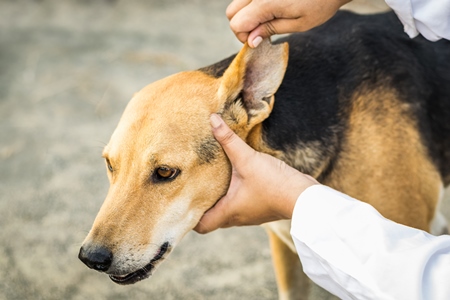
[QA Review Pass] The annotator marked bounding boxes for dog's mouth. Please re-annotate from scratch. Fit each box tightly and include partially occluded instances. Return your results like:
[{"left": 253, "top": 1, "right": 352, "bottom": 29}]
[{"left": 109, "top": 242, "right": 170, "bottom": 285}]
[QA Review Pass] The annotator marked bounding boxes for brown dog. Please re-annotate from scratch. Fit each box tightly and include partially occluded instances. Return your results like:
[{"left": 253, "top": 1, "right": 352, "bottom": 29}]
[{"left": 79, "top": 11, "right": 450, "bottom": 299}]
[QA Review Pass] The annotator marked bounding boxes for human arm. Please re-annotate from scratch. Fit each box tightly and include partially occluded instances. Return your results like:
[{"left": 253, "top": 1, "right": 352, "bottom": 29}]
[
  {"left": 385, "top": 0, "right": 450, "bottom": 41},
  {"left": 226, "top": 0, "right": 351, "bottom": 48},
  {"left": 293, "top": 185, "right": 450, "bottom": 300}
]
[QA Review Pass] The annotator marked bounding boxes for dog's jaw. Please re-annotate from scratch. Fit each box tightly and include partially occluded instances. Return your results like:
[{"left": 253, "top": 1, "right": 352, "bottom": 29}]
[{"left": 109, "top": 242, "right": 171, "bottom": 285}]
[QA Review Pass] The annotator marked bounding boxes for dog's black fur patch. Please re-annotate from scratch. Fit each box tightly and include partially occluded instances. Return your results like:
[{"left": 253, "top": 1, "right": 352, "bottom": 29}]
[
  {"left": 195, "top": 135, "right": 221, "bottom": 164},
  {"left": 199, "top": 11, "right": 450, "bottom": 183}
]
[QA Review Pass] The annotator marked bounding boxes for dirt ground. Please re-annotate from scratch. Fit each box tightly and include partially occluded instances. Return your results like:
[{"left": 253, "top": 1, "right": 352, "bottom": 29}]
[{"left": 1, "top": 1, "right": 449, "bottom": 300}]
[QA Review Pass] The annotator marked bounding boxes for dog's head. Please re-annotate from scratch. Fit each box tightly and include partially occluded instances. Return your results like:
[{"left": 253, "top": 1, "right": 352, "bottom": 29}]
[{"left": 79, "top": 39, "right": 288, "bottom": 284}]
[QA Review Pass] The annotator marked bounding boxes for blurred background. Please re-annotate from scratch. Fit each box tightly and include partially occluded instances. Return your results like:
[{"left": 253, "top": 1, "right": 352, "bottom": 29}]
[
  {"left": 1, "top": 1, "right": 448, "bottom": 300},
  {"left": 0, "top": 0, "right": 281, "bottom": 299}
]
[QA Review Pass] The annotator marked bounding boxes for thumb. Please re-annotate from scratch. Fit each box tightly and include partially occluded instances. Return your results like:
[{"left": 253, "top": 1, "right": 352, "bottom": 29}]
[
  {"left": 210, "top": 114, "right": 254, "bottom": 166},
  {"left": 246, "top": 21, "right": 278, "bottom": 47}
]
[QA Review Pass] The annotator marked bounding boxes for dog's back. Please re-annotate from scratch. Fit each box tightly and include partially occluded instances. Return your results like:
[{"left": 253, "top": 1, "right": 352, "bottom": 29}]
[{"left": 266, "top": 11, "right": 450, "bottom": 185}]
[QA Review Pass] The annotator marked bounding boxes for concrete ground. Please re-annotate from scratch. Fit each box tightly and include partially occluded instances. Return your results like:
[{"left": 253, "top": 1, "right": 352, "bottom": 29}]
[{"left": 1, "top": 1, "right": 448, "bottom": 300}]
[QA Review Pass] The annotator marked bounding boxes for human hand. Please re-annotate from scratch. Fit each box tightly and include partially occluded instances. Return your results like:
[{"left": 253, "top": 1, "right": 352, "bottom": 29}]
[
  {"left": 194, "top": 114, "right": 319, "bottom": 234},
  {"left": 226, "top": 0, "right": 351, "bottom": 47}
]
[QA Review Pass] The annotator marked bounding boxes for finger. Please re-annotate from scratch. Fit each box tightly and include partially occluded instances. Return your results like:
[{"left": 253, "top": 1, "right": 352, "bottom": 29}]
[
  {"left": 210, "top": 114, "right": 255, "bottom": 166},
  {"left": 247, "top": 18, "right": 312, "bottom": 47},
  {"left": 226, "top": 0, "right": 251, "bottom": 20},
  {"left": 229, "top": 2, "right": 274, "bottom": 41},
  {"left": 235, "top": 32, "right": 250, "bottom": 44},
  {"left": 193, "top": 213, "right": 216, "bottom": 234},
  {"left": 193, "top": 195, "right": 230, "bottom": 234}
]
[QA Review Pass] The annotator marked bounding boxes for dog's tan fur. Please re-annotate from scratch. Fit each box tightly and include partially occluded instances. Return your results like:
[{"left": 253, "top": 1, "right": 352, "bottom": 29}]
[
  {"left": 325, "top": 87, "right": 442, "bottom": 231},
  {"left": 81, "top": 36, "right": 447, "bottom": 299}
]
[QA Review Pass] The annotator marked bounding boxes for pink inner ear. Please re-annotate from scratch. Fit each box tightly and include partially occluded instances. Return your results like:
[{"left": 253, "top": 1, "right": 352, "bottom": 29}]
[
  {"left": 240, "top": 40, "right": 289, "bottom": 111},
  {"left": 218, "top": 39, "right": 288, "bottom": 113}
]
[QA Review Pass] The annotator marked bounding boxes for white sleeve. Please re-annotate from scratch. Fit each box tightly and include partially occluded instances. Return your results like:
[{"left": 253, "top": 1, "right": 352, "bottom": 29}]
[
  {"left": 290, "top": 185, "right": 450, "bottom": 300},
  {"left": 385, "top": 0, "right": 450, "bottom": 41}
]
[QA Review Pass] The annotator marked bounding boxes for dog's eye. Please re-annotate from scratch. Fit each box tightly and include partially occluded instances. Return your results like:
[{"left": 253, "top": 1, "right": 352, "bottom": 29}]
[
  {"left": 106, "top": 159, "right": 113, "bottom": 172},
  {"left": 153, "top": 166, "right": 179, "bottom": 182}
]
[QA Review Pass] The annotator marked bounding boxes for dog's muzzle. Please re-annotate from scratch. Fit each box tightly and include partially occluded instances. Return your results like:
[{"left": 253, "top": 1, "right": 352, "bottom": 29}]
[{"left": 78, "top": 242, "right": 170, "bottom": 285}]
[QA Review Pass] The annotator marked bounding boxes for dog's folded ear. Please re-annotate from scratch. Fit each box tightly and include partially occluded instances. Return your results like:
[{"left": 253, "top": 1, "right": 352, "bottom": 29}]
[{"left": 218, "top": 38, "right": 289, "bottom": 128}]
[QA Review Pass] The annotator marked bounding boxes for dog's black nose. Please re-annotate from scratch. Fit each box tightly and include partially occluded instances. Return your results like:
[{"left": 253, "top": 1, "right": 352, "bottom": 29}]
[{"left": 78, "top": 245, "right": 113, "bottom": 272}]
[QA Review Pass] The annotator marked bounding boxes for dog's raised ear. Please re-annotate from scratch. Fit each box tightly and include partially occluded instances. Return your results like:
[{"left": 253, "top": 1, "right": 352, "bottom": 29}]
[{"left": 218, "top": 39, "right": 288, "bottom": 134}]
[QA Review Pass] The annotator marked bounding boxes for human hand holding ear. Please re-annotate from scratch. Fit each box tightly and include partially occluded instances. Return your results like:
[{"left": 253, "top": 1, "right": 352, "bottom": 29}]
[
  {"left": 226, "top": 0, "right": 351, "bottom": 48},
  {"left": 194, "top": 114, "right": 319, "bottom": 234}
]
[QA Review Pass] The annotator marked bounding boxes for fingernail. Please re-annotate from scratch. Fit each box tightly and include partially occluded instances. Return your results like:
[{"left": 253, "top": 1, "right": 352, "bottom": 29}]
[
  {"left": 210, "top": 113, "right": 222, "bottom": 129},
  {"left": 252, "top": 36, "right": 263, "bottom": 48}
]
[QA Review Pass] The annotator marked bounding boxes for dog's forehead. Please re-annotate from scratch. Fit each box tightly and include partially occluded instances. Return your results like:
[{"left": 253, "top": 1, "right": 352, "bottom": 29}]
[
  {"left": 120, "top": 71, "right": 220, "bottom": 127},
  {"left": 105, "top": 71, "right": 221, "bottom": 161},
  {"left": 136, "top": 71, "right": 219, "bottom": 109}
]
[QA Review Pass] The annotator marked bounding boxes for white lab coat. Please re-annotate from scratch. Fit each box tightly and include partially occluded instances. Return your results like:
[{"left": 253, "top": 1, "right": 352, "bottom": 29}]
[
  {"left": 289, "top": 2, "right": 450, "bottom": 299},
  {"left": 291, "top": 185, "right": 450, "bottom": 300},
  {"left": 385, "top": 0, "right": 450, "bottom": 41}
]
